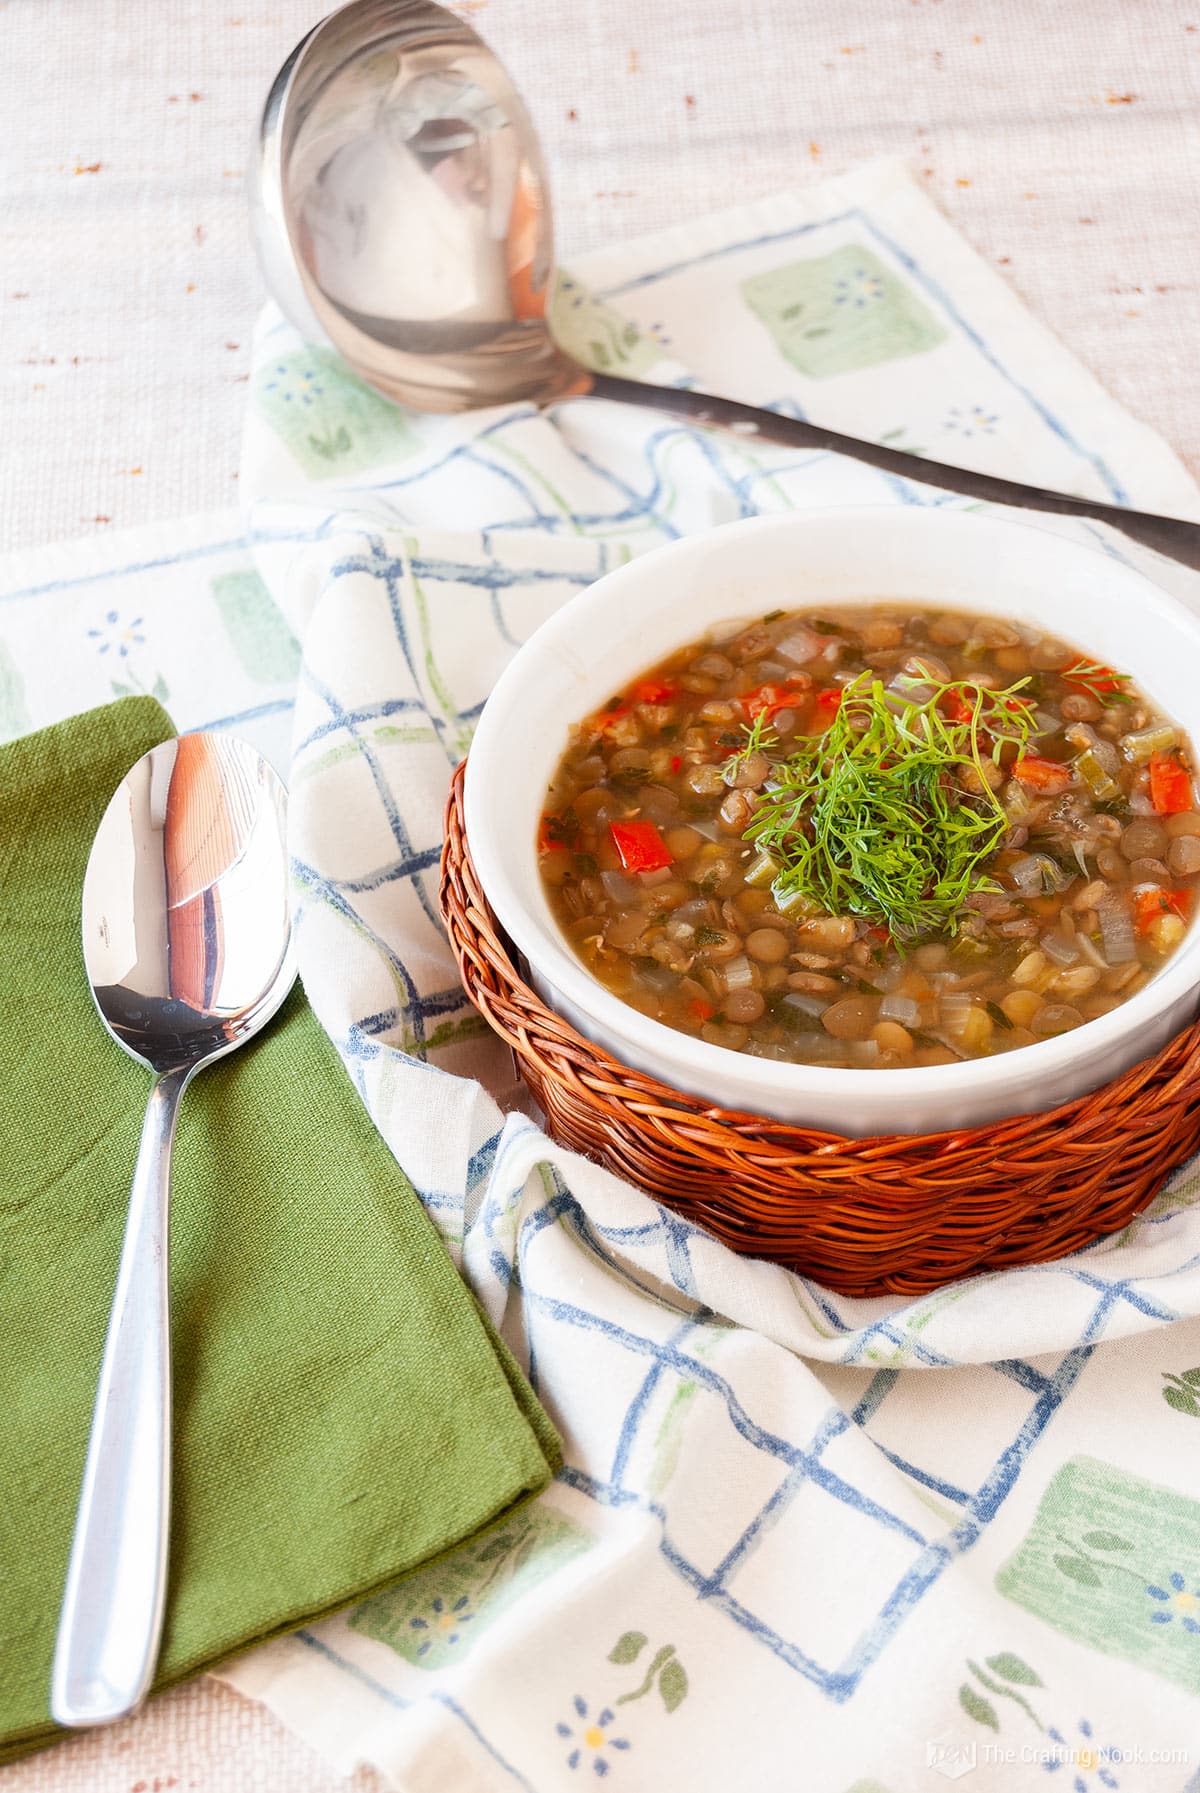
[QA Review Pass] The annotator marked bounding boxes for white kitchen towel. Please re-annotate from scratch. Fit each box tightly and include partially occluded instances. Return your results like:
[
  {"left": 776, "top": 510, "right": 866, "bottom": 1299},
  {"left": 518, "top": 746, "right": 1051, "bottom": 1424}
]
[{"left": 221, "top": 158, "right": 1200, "bottom": 1790}]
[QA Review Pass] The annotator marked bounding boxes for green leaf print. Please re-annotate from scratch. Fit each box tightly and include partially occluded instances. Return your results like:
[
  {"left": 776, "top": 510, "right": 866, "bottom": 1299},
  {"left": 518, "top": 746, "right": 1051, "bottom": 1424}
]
[
  {"left": 984, "top": 1652, "right": 1042, "bottom": 1687},
  {"left": 548, "top": 270, "right": 661, "bottom": 378},
  {"left": 958, "top": 1684, "right": 999, "bottom": 1730},
  {"left": 1162, "top": 1369, "right": 1200, "bottom": 1416},
  {"left": 210, "top": 570, "right": 301, "bottom": 686},
  {"left": 997, "top": 1455, "right": 1200, "bottom": 1695},
  {"left": 608, "top": 1631, "right": 648, "bottom": 1665},
  {"left": 658, "top": 1657, "right": 688, "bottom": 1713},
  {"left": 1082, "top": 1532, "right": 1133, "bottom": 1552},
  {"left": 1053, "top": 1554, "right": 1102, "bottom": 1587},
  {"left": 255, "top": 345, "right": 419, "bottom": 480}
]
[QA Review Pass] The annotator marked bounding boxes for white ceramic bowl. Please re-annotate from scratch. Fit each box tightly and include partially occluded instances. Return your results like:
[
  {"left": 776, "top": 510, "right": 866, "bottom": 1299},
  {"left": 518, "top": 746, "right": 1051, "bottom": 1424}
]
[{"left": 464, "top": 507, "right": 1200, "bottom": 1136}]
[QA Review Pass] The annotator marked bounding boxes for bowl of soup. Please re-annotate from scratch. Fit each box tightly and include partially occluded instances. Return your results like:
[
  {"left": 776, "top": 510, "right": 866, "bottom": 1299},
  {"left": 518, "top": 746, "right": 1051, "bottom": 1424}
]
[{"left": 463, "top": 507, "right": 1200, "bottom": 1135}]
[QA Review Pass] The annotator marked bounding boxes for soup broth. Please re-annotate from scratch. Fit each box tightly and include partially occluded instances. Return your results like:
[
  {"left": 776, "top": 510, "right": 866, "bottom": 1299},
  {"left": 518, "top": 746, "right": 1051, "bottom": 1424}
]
[{"left": 537, "top": 605, "right": 1199, "bottom": 1069}]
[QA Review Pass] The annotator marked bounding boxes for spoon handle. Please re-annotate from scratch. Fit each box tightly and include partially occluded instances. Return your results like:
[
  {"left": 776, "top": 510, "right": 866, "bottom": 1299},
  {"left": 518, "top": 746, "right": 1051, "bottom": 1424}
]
[
  {"left": 587, "top": 373, "right": 1200, "bottom": 575},
  {"left": 51, "top": 1066, "right": 188, "bottom": 1728}
]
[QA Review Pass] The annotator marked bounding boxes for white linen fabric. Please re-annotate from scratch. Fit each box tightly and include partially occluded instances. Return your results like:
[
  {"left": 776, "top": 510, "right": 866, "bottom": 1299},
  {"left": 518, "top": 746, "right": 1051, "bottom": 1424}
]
[{"left": 215, "top": 160, "right": 1200, "bottom": 1789}]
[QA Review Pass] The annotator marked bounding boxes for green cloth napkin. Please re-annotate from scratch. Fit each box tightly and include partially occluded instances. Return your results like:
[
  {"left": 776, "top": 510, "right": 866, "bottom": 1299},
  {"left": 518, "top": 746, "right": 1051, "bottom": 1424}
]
[{"left": 0, "top": 697, "right": 559, "bottom": 1761}]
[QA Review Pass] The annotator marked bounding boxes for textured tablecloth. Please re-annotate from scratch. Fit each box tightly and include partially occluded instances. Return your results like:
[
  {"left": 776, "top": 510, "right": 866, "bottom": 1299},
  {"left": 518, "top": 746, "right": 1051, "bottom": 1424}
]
[{"left": 3, "top": 4, "right": 1199, "bottom": 1791}]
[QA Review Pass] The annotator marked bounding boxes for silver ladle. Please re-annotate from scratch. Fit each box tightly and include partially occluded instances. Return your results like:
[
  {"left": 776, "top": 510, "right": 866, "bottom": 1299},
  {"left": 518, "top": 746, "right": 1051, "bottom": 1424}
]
[
  {"left": 250, "top": 0, "right": 1200, "bottom": 573},
  {"left": 52, "top": 734, "right": 295, "bottom": 1727}
]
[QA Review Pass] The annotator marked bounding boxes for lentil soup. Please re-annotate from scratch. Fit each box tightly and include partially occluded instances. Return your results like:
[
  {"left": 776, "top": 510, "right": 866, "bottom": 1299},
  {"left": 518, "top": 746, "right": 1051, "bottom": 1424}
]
[{"left": 537, "top": 605, "right": 1200, "bottom": 1069}]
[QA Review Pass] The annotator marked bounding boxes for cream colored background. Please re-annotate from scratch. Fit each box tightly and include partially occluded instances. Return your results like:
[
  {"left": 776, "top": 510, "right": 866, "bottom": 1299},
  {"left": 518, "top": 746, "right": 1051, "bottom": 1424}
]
[{"left": 3, "top": 1, "right": 1198, "bottom": 1788}]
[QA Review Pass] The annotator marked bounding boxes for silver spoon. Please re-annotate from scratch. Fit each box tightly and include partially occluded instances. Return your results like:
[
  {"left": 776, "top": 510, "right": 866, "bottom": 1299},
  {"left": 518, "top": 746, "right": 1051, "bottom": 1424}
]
[
  {"left": 52, "top": 733, "right": 295, "bottom": 1728},
  {"left": 249, "top": 0, "right": 1200, "bottom": 573}
]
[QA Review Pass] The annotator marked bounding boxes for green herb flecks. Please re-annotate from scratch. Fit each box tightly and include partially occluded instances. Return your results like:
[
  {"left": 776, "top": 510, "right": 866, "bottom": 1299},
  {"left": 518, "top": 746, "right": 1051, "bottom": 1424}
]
[
  {"left": 732, "top": 673, "right": 1036, "bottom": 940},
  {"left": 1062, "top": 659, "right": 1133, "bottom": 706}
]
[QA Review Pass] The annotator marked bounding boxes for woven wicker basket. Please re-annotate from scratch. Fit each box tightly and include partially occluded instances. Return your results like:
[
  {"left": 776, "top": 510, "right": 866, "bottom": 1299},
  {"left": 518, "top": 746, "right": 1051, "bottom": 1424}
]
[{"left": 439, "top": 763, "right": 1200, "bottom": 1295}]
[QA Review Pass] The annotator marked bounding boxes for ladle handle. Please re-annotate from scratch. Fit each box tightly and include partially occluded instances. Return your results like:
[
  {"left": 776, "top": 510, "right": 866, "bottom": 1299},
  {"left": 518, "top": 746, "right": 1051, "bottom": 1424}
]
[
  {"left": 51, "top": 1066, "right": 187, "bottom": 1728},
  {"left": 587, "top": 372, "right": 1200, "bottom": 575}
]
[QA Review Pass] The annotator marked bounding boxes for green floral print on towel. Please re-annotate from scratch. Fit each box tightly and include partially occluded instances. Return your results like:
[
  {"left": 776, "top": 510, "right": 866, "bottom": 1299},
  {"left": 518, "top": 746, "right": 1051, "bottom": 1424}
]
[
  {"left": 741, "top": 244, "right": 946, "bottom": 378},
  {"left": 348, "top": 1504, "right": 591, "bottom": 1670},
  {"left": 995, "top": 1455, "right": 1200, "bottom": 1694},
  {"left": 256, "top": 347, "right": 419, "bottom": 479}
]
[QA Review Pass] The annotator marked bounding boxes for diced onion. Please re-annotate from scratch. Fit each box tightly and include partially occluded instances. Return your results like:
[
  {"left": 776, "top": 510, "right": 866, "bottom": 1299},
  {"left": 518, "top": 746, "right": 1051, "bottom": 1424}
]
[
  {"left": 1074, "top": 931, "right": 1109, "bottom": 969},
  {"left": 601, "top": 870, "right": 639, "bottom": 902},
  {"left": 940, "top": 993, "right": 977, "bottom": 1039},
  {"left": 776, "top": 628, "right": 823, "bottom": 666},
  {"left": 879, "top": 993, "right": 921, "bottom": 1026},
  {"left": 722, "top": 955, "right": 755, "bottom": 991},
  {"left": 1041, "top": 932, "right": 1080, "bottom": 966},
  {"left": 781, "top": 992, "right": 828, "bottom": 1020},
  {"left": 1010, "top": 853, "right": 1074, "bottom": 896},
  {"left": 1004, "top": 780, "right": 1035, "bottom": 822},
  {"left": 1098, "top": 892, "right": 1136, "bottom": 965},
  {"left": 1009, "top": 854, "right": 1048, "bottom": 894}
]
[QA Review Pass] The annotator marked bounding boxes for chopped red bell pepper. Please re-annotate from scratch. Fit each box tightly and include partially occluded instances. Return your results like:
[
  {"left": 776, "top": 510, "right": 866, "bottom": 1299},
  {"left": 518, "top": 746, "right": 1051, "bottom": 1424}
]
[
  {"left": 635, "top": 679, "right": 676, "bottom": 705},
  {"left": 812, "top": 687, "right": 843, "bottom": 729},
  {"left": 609, "top": 818, "right": 673, "bottom": 873},
  {"left": 737, "top": 674, "right": 810, "bottom": 725},
  {"left": 687, "top": 997, "right": 715, "bottom": 1022},
  {"left": 739, "top": 683, "right": 792, "bottom": 723},
  {"left": 670, "top": 754, "right": 683, "bottom": 774},
  {"left": 1012, "top": 755, "right": 1072, "bottom": 793},
  {"left": 940, "top": 690, "right": 975, "bottom": 724},
  {"left": 1134, "top": 887, "right": 1193, "bottom": 933},
  {"left": 1149, "top": 752, "right": 1194, "bottom": 815}
]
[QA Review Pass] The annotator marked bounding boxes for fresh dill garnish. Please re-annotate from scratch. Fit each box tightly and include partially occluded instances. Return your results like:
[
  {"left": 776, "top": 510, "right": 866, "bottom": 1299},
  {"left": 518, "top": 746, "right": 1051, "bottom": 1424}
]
[
  {"left": 733, "top": 672, "right": 1037, "bottom": 940},
  {"left": 1062, "top": 659, "right": 1133, "bottom": 706},
  {"left": 722, "top": 710, "right": 779, "bottom": 773}
]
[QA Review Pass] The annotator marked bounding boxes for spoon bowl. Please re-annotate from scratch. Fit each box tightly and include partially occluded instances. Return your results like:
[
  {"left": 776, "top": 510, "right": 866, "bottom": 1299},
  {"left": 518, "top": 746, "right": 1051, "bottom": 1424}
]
[
  {"left": 251, "top": 0, "right": 582, "bottom": 410},
  {"left": 52, "top": 734, "right": 294, "bottom": 1728}
]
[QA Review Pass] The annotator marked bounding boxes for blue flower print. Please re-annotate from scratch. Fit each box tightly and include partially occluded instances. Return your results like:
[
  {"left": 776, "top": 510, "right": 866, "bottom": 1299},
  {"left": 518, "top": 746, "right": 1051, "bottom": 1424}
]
[
  {"left": 407, "top": 1594, "right": 473, "bottom": 1656},
  {"left": 555, "top": 1696, "right": 632, "bottom": 1776},
  {"left": 833, "top": 266, "right": 885, "bottom": 308},
  {"left": 1146, "top": 1569, "right": 1200, "bottom": 1631},
  {"left": 262, "top": 361, "right": 326, "bottom": 407},
  {"left": 87, "top": 609, "right": 145, "bottom": 659},
  {"left": 1043, "top": 1718, "right": 1119, "bottom": 1792},
  {"left": 944, "top": 404, "right": 999, "bottom": 437}
]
